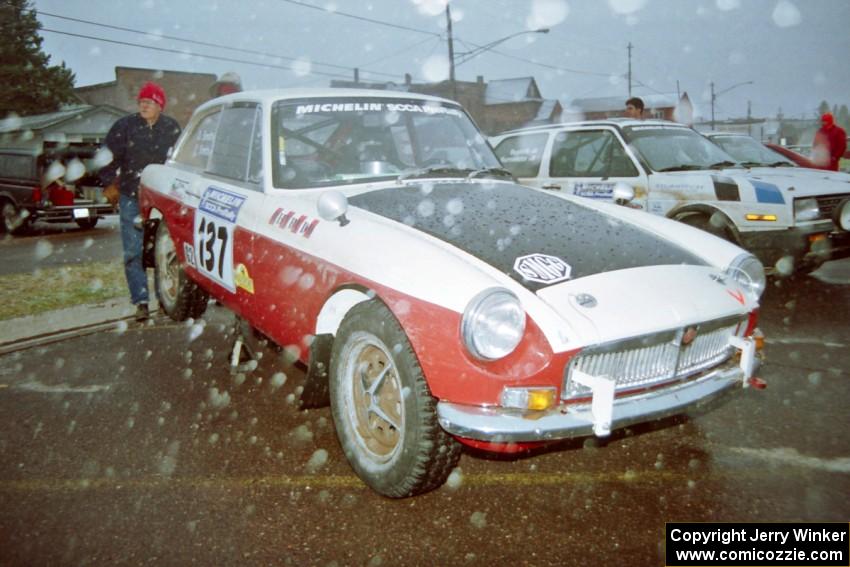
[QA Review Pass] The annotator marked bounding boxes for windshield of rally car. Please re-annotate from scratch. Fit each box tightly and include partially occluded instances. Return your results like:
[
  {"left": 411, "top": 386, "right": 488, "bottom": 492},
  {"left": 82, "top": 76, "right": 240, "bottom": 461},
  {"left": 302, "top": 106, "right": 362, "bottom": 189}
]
[
  {"left": 709, "top": 135, "right": 796, "bottom": 167},
  {"left": 623, "top": 125, "right": 742, "bottom": 172},
  {"left": 271, "top": 98, "right": 502, "bottom": 189}
]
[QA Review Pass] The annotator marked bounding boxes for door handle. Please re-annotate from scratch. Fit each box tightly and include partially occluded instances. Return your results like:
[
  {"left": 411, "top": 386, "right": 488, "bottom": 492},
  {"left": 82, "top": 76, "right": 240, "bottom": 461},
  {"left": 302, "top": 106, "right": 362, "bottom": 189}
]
[{"left": 541, "top": 183, "right": 561, "bottom": 190}]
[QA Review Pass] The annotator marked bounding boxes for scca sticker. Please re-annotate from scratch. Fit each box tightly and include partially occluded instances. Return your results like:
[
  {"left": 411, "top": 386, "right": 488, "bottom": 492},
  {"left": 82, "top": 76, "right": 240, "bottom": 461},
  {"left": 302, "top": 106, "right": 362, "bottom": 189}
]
[
  {"left": 514, "top": 254, "right": 572, "bottom": 284},
  {"left": 183, "top": 242, "right": 196, "bottom": 268}
]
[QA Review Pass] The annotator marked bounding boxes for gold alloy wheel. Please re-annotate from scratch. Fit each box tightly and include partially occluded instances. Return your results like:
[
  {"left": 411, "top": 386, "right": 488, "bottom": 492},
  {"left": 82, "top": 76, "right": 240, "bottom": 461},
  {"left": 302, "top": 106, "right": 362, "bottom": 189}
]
[{"left": 349, "top": 341, "right": 404, "bottom": 460}]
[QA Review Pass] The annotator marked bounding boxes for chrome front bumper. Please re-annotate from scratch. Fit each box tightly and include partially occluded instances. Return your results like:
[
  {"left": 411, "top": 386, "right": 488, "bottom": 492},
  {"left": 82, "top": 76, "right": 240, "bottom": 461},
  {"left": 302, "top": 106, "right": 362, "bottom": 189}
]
[{"left": 437, "top": 339, "right": 758, "bottom": 443}]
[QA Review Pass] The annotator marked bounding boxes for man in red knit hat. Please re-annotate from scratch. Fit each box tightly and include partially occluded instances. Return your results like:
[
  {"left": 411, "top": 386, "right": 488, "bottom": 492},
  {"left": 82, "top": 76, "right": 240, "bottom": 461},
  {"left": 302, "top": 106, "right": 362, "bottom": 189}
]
[
  {"left": 812, "top": 112, "right": 847, "bottom": 171},
  {"left": 99, "top": 81, "right": 181, "bottom": 321}
]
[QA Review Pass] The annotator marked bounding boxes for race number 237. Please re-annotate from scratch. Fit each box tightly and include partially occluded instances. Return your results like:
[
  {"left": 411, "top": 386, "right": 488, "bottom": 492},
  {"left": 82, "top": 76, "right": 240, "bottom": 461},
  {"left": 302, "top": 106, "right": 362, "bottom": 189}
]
[{"left": 193, "top": 212, "right": 235, "bottom": 291}]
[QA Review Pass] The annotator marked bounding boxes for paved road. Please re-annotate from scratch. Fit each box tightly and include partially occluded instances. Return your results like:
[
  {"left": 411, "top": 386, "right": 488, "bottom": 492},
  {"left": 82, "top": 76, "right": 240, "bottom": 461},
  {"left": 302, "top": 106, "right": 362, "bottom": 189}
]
[
  {"left": 0, "top": 215, "right": 122, "bottom": 276},
  {"left": 0, "top": 266, "right": 848, "bottom": 565}
]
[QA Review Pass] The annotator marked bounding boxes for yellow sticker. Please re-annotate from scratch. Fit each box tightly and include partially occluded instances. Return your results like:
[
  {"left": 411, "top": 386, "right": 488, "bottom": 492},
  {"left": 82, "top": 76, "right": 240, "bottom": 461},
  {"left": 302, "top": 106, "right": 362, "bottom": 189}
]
[{"left": 234, "top": 263, "right": 255, "bottom": 294}]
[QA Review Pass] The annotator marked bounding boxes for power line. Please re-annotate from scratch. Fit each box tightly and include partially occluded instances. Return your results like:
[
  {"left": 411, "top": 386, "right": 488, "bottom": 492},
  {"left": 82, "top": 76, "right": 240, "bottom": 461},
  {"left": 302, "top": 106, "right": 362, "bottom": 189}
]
[
  {"left": 41, "top": 28, "right": 353, "bottom": 79},
  {"left": 452, "top": 36, "right": 614, "bottom": 78},
  {"left": 277, "top": 0, "right": 442, "bottom": 37},
  {"left": 35, "top": 9, "right": 403, "bottom": 80}
]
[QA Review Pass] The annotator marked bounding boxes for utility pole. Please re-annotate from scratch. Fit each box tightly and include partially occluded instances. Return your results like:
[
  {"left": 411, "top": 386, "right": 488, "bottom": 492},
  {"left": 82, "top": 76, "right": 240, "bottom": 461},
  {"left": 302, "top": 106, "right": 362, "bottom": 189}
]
[
  {"left": 446, "top": 5, "right": 456, "bottom": 100},
  {"left": 627, "top": 42, "right": 633, "bottom": 97},
  {"left": 710, "top": 81, "right": 715, "bottom": 130},
  {"left": 747, "top": 100, "right": 752, "bottom": 136}
]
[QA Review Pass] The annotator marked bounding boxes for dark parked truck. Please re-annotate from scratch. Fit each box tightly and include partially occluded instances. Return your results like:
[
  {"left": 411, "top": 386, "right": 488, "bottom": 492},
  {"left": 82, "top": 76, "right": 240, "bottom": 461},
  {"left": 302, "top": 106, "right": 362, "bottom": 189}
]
[{"left": 0, "top": 142, "right": 115, "bottom": 234}]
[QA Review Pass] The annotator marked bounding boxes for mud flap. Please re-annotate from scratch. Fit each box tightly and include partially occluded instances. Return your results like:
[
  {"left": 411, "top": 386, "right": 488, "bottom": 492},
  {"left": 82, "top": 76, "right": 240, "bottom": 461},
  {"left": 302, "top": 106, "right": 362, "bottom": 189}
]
[
  {"left": 728, "top": 336, "right": 757, "bottom": 387},
  {"left": 229, "top": 317, "right": 265, "bottom": 374},
  {"left": 142, "top": 219, "right": 160, "bottom": 269},
  {"left": 299, "top": 333, "right": 333, "bottom": 409},
  {"left": 571, "top": 369, "right": 615, "bottom": 437}
]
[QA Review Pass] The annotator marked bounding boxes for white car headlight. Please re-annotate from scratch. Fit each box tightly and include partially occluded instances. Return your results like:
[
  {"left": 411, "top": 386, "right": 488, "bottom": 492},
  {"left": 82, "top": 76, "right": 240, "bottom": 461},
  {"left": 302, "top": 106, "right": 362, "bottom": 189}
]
[
  {"left": 726, "top": 253, "right": 766, "bottom": 301},
  {"left": 794, "top": 197, "right": 820, "bottom": 222},
  {"left": 461, "top": 288, "right": 526, "bottom": 360}
]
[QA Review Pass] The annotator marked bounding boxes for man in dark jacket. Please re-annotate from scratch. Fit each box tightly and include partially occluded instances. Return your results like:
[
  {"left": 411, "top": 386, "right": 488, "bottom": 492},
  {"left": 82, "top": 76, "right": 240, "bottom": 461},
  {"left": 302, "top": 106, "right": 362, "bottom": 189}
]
[
  {"left": 100, "top": 82, "right": 181, "bottom": 321},
  {"left": 813, "top": 112, "right": 847, "bottom": 172}
]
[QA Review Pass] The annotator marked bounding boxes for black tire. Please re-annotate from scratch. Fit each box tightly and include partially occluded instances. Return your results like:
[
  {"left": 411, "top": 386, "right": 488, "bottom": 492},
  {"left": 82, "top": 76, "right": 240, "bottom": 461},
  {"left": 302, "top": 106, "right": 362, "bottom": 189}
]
[
  {"left": 75, "top": 217, "right": 98, "bottom": 230},
  {"left": 329, "top": 300, "right": 461, "bottom": 498},
  {"left": 1, "top": 201, "right": 31, "bottom": 235},
  {"left": 678, "top": 212, "right": 735, "bottom": 242},
  {"left": 154, "top": 221, "right": 208, "bottom": 321}
]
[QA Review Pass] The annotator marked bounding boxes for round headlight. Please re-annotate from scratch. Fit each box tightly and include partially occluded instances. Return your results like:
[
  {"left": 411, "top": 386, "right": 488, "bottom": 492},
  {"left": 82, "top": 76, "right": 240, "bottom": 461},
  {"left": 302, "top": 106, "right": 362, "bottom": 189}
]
[
  {"left": 833, "top": 198, "right": 850, "bottom": 232},
  {"left": 726, "top": 253, "right": 766, "bottom": 300},
  {"left": 461, "top": 288, "right": 526, "bottom": 360},
  {"left": 794, "top": 197, "right": 820, "bottom": 222}
]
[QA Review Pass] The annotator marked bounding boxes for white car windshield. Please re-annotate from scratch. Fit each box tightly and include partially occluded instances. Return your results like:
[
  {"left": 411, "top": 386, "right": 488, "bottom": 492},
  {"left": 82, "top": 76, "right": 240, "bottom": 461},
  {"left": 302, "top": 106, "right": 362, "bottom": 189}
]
[
  {"left": 709, "top": 135, "right": 797, "bottom": 167},
  {"left": 623, "top": 125, "right": 740, "bottom": 172},
  {"left": 272, "top": 97, "right": 505, "bottom": 188}
]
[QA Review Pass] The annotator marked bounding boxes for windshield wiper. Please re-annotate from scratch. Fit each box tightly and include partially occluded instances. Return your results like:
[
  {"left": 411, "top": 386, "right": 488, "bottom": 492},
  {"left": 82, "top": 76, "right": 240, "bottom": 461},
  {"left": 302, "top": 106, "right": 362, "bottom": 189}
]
[
  {"left": 398, "top": 166, "right": 473, "bottom": 181},
  {"left": 739, "top": 161, "right": 766, "bottom": 168},
  {"left": 657, "top": 164, "right": 705, "bottom": 172},
  {"left": 768, "top": 161, "right": 795, "bottom": 167},
  {"left": 708, "top": 160, "right": 739, "bottom": 169},
  {"left": 466, "top": 166, "right": 514, "bottom": 180}
]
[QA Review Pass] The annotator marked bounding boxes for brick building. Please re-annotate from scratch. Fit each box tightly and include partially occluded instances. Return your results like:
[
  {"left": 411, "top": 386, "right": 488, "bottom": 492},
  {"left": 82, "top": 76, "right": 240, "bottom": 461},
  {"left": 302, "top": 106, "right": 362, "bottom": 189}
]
[
  {"left": 569, "top": 92, "right": 691, "bottom": 122},
  {"left": 74, "top": 66, "right": 220, "bottom": 127}
]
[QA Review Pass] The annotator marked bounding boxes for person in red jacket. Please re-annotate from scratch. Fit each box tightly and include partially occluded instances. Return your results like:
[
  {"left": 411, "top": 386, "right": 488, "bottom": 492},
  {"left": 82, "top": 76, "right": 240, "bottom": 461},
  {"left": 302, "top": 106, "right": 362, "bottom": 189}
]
[{"left": 812, "top": 112, "right": 847, "bottom": 171}]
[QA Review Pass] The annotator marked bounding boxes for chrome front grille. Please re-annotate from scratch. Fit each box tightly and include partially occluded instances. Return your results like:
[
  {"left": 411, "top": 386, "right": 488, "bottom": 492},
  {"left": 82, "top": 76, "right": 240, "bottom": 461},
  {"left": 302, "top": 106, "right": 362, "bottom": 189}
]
[{"left": 563, "top": 316, "right": 744, "bottom": 400}]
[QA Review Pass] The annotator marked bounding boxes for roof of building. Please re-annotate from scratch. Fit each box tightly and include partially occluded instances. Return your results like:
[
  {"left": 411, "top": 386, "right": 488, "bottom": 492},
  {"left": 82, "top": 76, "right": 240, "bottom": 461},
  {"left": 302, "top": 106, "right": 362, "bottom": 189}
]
[
  {"left": 570, "top": 93, "right": 680, "bottom": 113},
  {"left": 485, "top": 77, "right": 541, "bottom": 105}
]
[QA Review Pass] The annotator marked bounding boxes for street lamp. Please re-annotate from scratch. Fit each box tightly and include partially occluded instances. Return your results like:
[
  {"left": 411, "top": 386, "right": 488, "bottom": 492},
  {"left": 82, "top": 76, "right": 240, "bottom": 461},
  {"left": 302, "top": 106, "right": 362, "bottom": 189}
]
[
  {"left": 711, "top": 80, "right": 754, "bottom": 129},
  {"left": 454, "top": 28, "right": 550, "bottom": 67}
]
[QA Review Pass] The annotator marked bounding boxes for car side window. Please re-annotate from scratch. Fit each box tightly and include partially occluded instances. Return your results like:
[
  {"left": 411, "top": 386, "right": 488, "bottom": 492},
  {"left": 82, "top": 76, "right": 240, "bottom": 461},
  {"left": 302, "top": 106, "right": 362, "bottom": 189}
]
[
  {"left": 550, "top": 130, "right": 638, "bottom": 178},
  {"left": 174, "top": 110, "right": 221, "bottom": 170},
  {"left": 0, "top": 153, "right": 36, "bottom": 181},
  {"left": 494, "top": 134, "right": 547, "bottom": 177},
  {"left": 208, "top": 104, "right": 260, "bottom": 183},
  {"left": 246, "top": 107, "right": 263, "bottom": 185}
]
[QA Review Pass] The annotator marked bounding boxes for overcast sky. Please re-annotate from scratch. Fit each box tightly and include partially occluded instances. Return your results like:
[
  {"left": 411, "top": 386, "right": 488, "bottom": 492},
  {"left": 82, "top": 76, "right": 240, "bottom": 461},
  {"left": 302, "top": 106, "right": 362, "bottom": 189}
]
[{"left": 31, "top": 0, "right": 850, "bottom": 121}]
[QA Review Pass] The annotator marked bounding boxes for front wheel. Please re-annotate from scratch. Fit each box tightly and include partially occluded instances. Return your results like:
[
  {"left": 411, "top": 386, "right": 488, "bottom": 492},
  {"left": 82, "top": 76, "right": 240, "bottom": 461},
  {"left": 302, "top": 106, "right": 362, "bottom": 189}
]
[
  {"left": 329, "top": 300, "right": 461, "bottom": 498},
  {"left": 154, "top": 221, "right": 208, "bottom": 321},
  {"left": 678, "top": 212, "right": 736, "bottom": 243},
  {"left": 1, "top": 201, "right": 31, "bottom": 235},
  {"left": 75, "top": 217, "right": 98, "bottom": 230}
]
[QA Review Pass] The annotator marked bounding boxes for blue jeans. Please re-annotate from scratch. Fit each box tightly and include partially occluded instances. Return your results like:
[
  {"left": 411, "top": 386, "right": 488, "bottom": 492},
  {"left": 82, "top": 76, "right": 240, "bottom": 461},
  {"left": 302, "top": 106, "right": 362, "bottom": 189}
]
[{"left": 119, "top": 194, "right": 148, "bottom": 305}]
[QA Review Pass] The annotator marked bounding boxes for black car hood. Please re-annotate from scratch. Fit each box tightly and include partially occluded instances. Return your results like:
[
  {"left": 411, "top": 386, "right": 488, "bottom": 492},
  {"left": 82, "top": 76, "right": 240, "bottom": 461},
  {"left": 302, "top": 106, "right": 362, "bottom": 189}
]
[{"left": 349, "top": 181, "right": 707, "bottom": 292}]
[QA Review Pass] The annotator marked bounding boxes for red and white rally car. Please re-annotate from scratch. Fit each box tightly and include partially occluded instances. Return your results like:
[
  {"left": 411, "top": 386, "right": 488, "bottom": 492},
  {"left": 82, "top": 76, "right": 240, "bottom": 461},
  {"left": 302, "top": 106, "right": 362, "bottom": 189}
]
[{"left": 139, "top": 89, "right": 765, "bottom": 497}]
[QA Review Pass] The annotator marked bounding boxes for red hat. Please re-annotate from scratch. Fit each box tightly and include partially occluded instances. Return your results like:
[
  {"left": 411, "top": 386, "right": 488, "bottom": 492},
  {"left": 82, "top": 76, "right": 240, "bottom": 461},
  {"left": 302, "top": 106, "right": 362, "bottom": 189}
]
[
  {"left": 138, "top": 82, "right": 166, "bottom": 110},
  {"left": 821, "top": 112, "right": 834, "bottom": 125}
]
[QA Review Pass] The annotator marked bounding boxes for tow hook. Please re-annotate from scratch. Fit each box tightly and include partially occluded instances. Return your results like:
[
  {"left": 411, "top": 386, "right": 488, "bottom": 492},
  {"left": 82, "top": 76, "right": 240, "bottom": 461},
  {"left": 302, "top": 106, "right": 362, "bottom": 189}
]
[{"left": 747, "top": 377, "right": 767, "bottom": 390}]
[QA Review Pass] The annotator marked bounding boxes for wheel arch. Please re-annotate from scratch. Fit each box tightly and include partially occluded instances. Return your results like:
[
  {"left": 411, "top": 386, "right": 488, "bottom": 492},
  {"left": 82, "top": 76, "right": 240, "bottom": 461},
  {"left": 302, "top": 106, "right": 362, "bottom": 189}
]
[
  {"left": 668, "top": 203, "right": 742, "bottom": 244},
  {"left": 315, "top": 284, "right": 377, "bottom": 338}
]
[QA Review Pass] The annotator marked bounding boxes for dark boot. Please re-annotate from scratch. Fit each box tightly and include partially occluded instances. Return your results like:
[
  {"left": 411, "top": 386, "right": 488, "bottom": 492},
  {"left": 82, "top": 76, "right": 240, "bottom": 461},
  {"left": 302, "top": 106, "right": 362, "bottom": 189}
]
[{"left": 135, "top": 303, "right": 149, "bottom": 322}]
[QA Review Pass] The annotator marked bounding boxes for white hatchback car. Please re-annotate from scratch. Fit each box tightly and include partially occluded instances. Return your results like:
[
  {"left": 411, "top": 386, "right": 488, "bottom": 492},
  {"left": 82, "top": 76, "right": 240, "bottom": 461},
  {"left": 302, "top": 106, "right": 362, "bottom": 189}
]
[
  {"left": 491, "top": 120, "right": 850, "bottom": 274},
  {"left": 138, "top": 91, "right": 765, "bottom": 497}
]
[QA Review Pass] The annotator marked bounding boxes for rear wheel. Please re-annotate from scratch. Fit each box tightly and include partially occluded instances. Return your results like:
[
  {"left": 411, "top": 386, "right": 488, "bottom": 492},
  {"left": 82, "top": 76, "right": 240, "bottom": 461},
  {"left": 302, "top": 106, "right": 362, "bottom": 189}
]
[
  {"left": 75, "top": 217, "right": 98, "bottom": 230},
  {"left": 154, "top": 221, "right": 208, "bottom": 321},
  {"left": 329, "top": 300, "right": 461, "bottom": 498}
]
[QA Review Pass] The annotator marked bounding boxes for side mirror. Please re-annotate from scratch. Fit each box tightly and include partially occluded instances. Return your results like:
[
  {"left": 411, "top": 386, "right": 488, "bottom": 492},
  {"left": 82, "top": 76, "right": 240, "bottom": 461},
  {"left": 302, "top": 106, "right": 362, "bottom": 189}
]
[
  {"left": 317, "top": 191, "right": 350, "bottom": 227},
  {"left": 613, "top": 182, "right": 635, "bottom": 206}
]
